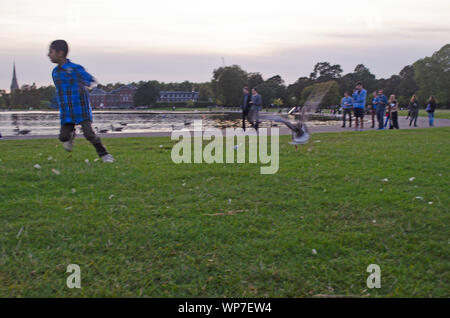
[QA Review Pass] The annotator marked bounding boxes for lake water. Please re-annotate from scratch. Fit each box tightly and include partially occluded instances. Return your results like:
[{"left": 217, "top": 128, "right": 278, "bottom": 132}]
[{"left": 0, "top": 110, "right": 340, "bottom": 136}]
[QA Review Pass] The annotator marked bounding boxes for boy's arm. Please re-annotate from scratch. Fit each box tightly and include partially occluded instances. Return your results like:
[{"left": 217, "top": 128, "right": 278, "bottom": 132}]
[
  {"left": 49, "top": 94, "right": 59, "bottom": 109},
  {"left": 75, "top": 65, "right": 96, "bottom": 88},
  {"left": 361, "top": 90, "right": 367, "bottom": 103}
]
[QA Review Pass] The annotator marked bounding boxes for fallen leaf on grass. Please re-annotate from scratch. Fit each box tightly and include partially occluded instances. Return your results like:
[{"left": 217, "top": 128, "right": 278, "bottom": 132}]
[
  {"left": 204, "top": 209, "right": 249, "bottom": 216},
  {"left": 382, "top": 178, "right": 389, "bottom": 182},
  {"left": 312, "top": 249, "right": 318, "bottom": 255},
  {"left": 33, "top": 164, "right": 41, "bottom": 169},
  {"left": 16, "top": 226, "right": 24, "bottom": 239},
  {"left": 52, "top": 168, "right": 60, "bottom": 175},
  {"left": 409, "top": 177, "right": 415, "bottom": 181}
]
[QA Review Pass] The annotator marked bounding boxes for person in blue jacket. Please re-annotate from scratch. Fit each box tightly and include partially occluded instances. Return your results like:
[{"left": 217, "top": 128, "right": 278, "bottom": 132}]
[
  {"left": 341, "top": 92, "right": 353, "bottom": 128},
  {"left": 352, "top": 82, "right": 367, "bottom": 131},
  {"left": 374, "top": 89, "right": 388, "bottom": 130}
]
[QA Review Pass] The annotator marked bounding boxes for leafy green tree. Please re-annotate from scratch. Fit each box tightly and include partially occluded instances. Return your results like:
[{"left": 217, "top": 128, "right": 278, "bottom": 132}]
[
  {"left": 338, "top": 64, "right": 376, "bottom": 96},
  {"left": 413, "top": 44, "right": 450, "bottom": 107},
  {"left": 272, "top": 98, "right": 283, "bottom": 107},
  {"left": 396, "top": 65, "right": 418, "bottom": 100},
  {"left": 197, "top": 83, "right": 214, "bottom": 102},
  {"left": 310, "top": 62, "right": 343, "bottom": 82},
  {"left": 134, "top": 80, "right": 161, "bottom": 106},
  {"left": 212, "top": 65, "right": 248, "bottom": 106},
  {"left": 254, "top": 75, "right": 288, "bottom": 106},
  {"left": 247, "top": 72, "right": 264, "bottom": 89}
]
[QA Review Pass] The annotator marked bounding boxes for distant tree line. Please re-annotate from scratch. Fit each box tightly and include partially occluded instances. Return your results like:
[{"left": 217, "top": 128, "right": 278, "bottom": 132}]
[{"left": 1, "top": 44, "right": 448, "bottom": 109}]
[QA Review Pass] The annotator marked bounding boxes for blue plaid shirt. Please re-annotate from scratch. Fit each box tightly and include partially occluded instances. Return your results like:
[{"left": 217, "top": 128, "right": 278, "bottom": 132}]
[{"left": 52, "top": 59, "right": 95, "bottom": 124}]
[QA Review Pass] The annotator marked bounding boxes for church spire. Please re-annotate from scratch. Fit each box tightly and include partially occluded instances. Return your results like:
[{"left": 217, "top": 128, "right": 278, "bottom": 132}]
[{"left": 10, "top": 62, "right": 19, "bottom": 92}]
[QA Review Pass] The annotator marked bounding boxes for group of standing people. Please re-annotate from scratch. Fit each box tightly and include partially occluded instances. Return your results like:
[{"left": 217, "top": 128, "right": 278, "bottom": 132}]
[
  {"left": 341, "top": 82, "right": 438, "bottom": 130},
  {"left": 341, "top": 82, "right": 368, "bottom": 131}
]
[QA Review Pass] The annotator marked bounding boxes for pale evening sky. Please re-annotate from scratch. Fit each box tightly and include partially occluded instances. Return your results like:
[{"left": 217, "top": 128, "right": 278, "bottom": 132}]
[{"left": 1, "top": 0, "right": 449, "bottom": 90}]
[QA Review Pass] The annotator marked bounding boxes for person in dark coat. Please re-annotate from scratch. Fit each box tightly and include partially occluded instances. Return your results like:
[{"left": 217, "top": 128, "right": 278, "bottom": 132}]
[
  {"left": 241, "top": 86, "right": 252, "bottom": 131},
  {"left": 425, "top": 96, "right": 437, "bottom": 127},
  {"left": 249, "top": 88, "right": 262, "bottom": 130},
  {"left": 408, "top": 95, "right": 419, "bottom": 127}
]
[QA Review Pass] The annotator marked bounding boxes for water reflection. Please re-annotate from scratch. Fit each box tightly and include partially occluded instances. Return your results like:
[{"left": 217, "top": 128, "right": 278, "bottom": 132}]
[{"left": 0, "top": 111, "right": 340, "bottom": 136}]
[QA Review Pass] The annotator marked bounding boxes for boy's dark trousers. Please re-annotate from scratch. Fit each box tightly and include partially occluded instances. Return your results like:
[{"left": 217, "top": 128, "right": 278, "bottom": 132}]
[
  {"left": 342, "top": 109, "right": 352, "bottom": 127},
  {"left": 409, "top": 110, "right": 418, "bottom": 126},
  {"left": 242, "top": 106, "right": 249, "bottom": 131},
  {"left": 389, "top": 111, "right": 399, "bottom": 129},
  {"left": 59, "top": 120, "right": 108, "bottom": 157},
  {"left": 376, "top": 106, "right": 385, "bottom": 129},
  {"left": 371, "top": 109, "right": 376, "bottom": 127}
]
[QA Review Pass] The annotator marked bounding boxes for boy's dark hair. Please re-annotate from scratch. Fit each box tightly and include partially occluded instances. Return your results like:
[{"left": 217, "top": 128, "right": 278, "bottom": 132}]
[
  {"left": 356, "top": 82, "right": 362, "bottom": 86},
  {"left": 243, "top": 86, "right": 249, "bottom": 90},
  {"left": 50, "top": 40, "right": 69, "bottom": 57}
]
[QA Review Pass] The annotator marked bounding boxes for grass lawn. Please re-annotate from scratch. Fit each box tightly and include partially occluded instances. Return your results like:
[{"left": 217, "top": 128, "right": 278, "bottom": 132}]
[
  {"left": 398, "top": 109, "right": 450, "bottom": 120},
  {"left": 0, "top": 127, "right": 448, "bottom": 297}
]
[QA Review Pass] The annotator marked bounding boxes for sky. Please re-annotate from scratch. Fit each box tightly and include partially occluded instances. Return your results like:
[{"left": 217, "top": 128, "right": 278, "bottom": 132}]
[{"left": 1, "top": 0, "right": 449, "bottom": 90}]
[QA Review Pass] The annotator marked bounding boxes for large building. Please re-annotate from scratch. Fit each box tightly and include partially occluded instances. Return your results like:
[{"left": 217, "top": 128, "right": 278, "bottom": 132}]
[
  {"left": 10, "top": 63, "right": 19, "bottom": 92},
  {"left": 159, "top": 91, "right": 199, "bottom": 102},
  {"left": 90, "top": 87, "right": 108, "bottom": 108},
  {"left": 90, "top": 84, "right": 136, "bottom": 108}
]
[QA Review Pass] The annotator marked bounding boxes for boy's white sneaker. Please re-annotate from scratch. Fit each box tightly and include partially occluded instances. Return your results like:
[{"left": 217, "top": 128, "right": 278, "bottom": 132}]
[
  {"left": 63, "top": 141, "right": 73, "bottom": 151},
  {"left": 101, "top": 154, "right": 115, "bottom": 163},
  {"left": 63, "top": 131, "right": 75, "bottom": 152}
]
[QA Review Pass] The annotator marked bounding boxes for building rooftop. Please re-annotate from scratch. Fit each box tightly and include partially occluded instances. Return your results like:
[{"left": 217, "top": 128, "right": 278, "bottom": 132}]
[
  {"left": 90, "top": 88, "right": 107, "bottom": 95},
  {"left": 160, "top": 91, "right": 198, "bottom": 94}
]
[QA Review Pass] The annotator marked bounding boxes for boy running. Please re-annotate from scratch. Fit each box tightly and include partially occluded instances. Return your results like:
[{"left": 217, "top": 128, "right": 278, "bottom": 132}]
[{"left": 48, "top": 40, "right": 114, "bottom": 162}]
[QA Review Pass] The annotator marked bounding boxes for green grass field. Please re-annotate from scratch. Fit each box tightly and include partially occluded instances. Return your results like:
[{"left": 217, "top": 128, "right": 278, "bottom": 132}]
[
  {"left": 0, "top": 128, "right": 449, "bottom": 297},
  {"left": 397, "top": 109, "right": 450, "bottom": 120}
]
